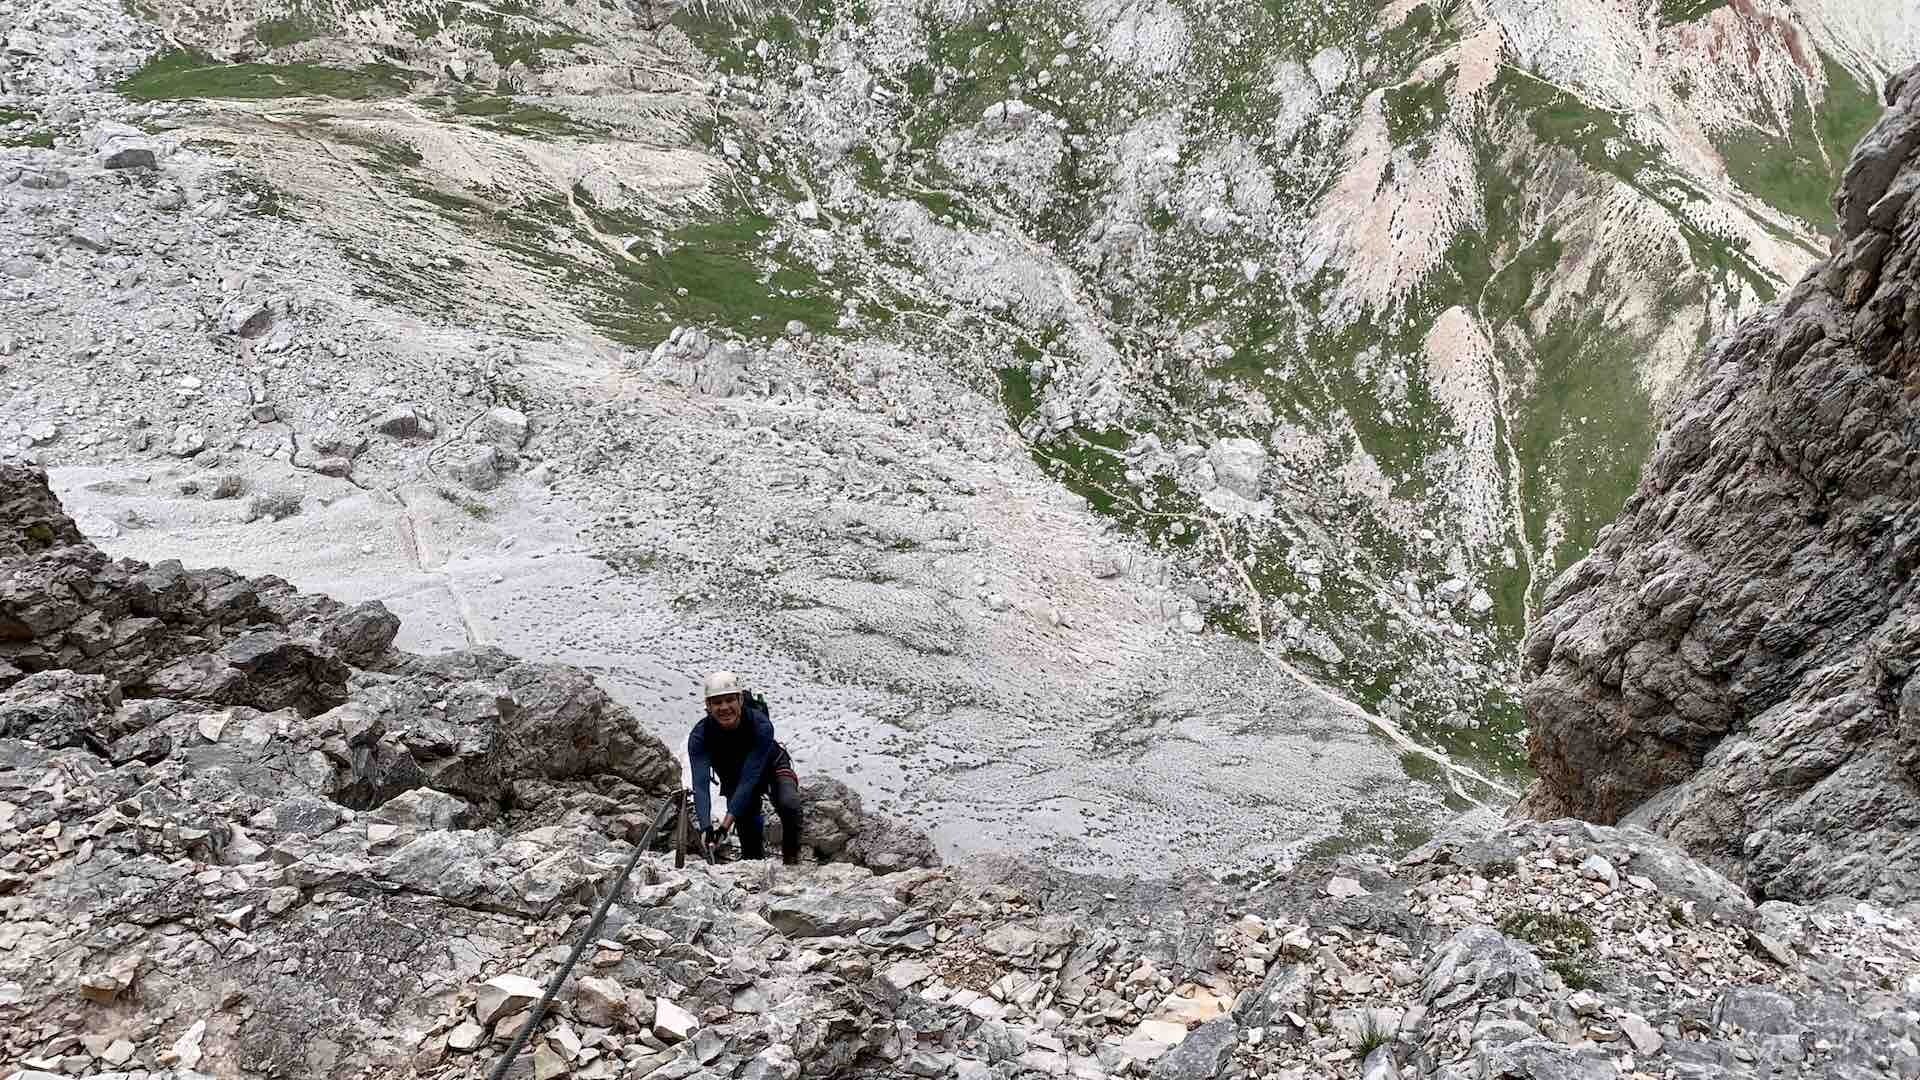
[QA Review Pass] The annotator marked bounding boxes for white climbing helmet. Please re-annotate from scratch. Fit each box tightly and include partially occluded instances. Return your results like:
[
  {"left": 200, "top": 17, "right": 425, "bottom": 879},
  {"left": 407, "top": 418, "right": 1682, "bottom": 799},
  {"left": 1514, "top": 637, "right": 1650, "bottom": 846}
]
[{"left": 703, "top": 670, "right": 744, "bottom": 700}]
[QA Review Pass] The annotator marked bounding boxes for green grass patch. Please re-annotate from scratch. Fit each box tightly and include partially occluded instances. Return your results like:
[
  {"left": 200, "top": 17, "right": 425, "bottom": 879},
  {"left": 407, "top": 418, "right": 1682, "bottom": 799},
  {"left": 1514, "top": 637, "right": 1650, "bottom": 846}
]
[
  {"left": 1508, "top": 302, "right": 1659, "bottom": 583},
  {"left": 400, "top": 0, "right": 594, "bottom": 69},
  {"left": 454, "top": 95, "right": 514, "bottom": 116},
  {"left": 1, "top": 131, "right": 53, "bottom": 148},
  {"left": 1305, "top": 801, "right": 1441, "bottom": 862},
  {"left": 254, "top": 15, "right": 321, "bottom": 48},
  {"left": 120, "top": 50, "right": 412, "bottom": 101},
  {"left": 331, "top": 127, "right": 425, "bottom": 172},
  {"left": 1355, "top": 1012, "right": 1395, "bottom": 1056},
  {"left": 997, "top": 365, "right": 1039, "bottom": 426},
  {"left": 1717, "top": 56, "right": 1882, "bottom": 233},
  {"left": 1499, "top": 910, "right": 1596, "bottom": 949},
  {"left": 228, "top": 172, "right": 292, "bottom": 218},
  {"left": 1384, "top": 72, "right": 1452, "bottom": 148},
  {"left": 1500, "top": 909, "right": 1601, "bottom": 988},
  {"left": 607, "top": 212, "right": 843, "bottom": 342},
  {"left": 397, "top": 177, "right": 491, "bottom": 216},
  {"left": 448, "top": 95, "right": 598, "bottom": 138},
  {"left": 1549, "top": 956, "right": 1598, "bottom": 990},
  {"left": 493, "top": 31, "right": 592, "bottom": 70},
  {"left": 1400, "top": 750, "right": 1444, "bottom": 784},
  {"left": 1658, "top": 0, "right": 1729, "bottom": 24},
  {"left": 1027, "top": 430, "right": 1134, "bottom": 518}
]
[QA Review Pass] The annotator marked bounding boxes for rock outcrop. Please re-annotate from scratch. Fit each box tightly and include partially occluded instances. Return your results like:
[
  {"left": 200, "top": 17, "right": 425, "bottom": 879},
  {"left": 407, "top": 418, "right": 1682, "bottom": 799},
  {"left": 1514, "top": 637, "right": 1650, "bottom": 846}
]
[
  {"left": 1516, "top": 65, "right": 1920, "bottom": 903},
  {"left": 0, "top": 463, "right": 680, "bottom": 804},
  {"left": 10, "top": 730, "right": 1920, "bottom": 1080}
]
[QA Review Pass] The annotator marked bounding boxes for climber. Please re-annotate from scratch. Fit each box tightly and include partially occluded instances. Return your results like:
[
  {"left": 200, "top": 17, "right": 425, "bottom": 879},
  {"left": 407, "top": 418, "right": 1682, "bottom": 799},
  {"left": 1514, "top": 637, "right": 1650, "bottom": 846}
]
[{"left": 687, "top": 670, "right": 803, "bottom": 865}]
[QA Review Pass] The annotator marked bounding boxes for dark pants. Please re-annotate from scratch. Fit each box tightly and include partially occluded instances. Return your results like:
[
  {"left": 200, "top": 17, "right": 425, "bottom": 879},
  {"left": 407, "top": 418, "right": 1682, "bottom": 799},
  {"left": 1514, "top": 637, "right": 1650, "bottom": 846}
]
[{"left": 730, "top": 765, "right": 802, "bottom": 862}]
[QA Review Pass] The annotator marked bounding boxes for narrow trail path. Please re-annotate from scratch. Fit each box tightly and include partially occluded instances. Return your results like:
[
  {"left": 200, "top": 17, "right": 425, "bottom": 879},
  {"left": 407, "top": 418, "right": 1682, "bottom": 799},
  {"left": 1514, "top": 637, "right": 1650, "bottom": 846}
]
[{"left": 393, "top": 487, "right": 484, "bottom": 649}]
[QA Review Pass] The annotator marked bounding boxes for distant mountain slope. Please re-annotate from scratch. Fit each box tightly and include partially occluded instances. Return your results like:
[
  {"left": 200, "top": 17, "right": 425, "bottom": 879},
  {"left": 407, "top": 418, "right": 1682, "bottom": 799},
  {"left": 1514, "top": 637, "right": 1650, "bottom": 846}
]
[{"left": 59, "top": 0, "right": 1918, "bottom": 783}]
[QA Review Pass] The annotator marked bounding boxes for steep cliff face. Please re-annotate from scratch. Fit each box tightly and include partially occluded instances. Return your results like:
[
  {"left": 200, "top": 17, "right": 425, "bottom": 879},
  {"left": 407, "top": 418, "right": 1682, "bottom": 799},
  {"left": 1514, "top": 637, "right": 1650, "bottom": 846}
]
[{"left": 1518, "top": 64, "right": 1920, "bottom": 904}]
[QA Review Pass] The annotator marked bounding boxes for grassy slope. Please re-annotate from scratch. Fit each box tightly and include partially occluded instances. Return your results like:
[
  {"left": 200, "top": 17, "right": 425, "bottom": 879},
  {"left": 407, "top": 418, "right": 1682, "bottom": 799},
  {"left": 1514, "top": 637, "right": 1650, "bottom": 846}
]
[{"left": 1716, "top": 55, "right": 1884, "bottom": 232}]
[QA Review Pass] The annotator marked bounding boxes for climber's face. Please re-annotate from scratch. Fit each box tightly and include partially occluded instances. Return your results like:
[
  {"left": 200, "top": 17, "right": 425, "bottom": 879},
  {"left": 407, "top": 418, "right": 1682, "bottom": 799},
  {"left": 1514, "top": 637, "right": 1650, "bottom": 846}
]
[{"left": 707, "top": 693, "right": 744, "bottom": 729}]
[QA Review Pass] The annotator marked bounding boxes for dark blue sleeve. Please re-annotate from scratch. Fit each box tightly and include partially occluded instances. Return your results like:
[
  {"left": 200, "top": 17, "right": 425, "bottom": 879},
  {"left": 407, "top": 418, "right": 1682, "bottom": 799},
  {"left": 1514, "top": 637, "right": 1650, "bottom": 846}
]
[
  {"left": 726, "top": 709, "right": 777, "bottom": 822},
  {"left": 688, "top": 723, "right": 713, "bottom": 830}
]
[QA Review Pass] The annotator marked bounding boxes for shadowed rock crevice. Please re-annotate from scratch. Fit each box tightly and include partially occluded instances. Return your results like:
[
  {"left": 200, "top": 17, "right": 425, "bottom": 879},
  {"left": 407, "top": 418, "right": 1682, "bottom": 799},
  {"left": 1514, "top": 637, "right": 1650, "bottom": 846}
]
[{"left": 1516, "top": 64, "right": 1920, "bottom": 904}]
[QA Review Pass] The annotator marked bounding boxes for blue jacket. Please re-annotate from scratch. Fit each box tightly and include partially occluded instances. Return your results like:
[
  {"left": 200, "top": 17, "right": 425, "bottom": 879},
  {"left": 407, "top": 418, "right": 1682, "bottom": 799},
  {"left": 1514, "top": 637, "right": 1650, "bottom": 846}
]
[{"left": 687, "top": 693, "right": 778, "bottom": 830}]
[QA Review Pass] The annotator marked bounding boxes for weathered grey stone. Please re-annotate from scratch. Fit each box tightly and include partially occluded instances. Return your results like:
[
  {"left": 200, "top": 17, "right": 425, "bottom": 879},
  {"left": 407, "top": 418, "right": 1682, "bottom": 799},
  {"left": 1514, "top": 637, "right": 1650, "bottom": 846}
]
[
  {"left": 370, "top": 789, "right": 475, "bottom": 830},
  {"left": 1234, "top": 962, "right": 1311, "bottom": 1028},
  {"left": 1361, "top": 1044, "right": 1401, "bottom": 1080},
  {"left": 68, "top": 226, "right": 112, "bottom": 253},
  {"left": 138, "top": 632, "right": 350, "bottom": 717},
  {"left": 0, "top": 671, "right": 121, "bottom": 747},
  {"left": 778, "top": 775, "right": 941, "bottom": 870},
  {"left": 969, "top": 1019, "right": 1026, "bottom": 1062},
  {"left": 1713, "top": 987, "right": 1800, "bottom": 1036},
  {"left": 443, "top": 442, "right": 499, "bottom": 491},
  {"left": 1, "top": 463, "right": 88, "bottom": 559},
  {"left": 653, "top": 998, "right": 698, "bottom": 1043},
  {"left": 1421, "top": 928, "right": 1544, "bottom": 1011},
  {"left": 375, "top": 404, "right": 435, "bottom": 439},
  {"left": 475, "top": 974, "right": 544, "bottom": 1026},
  {"left": 76, "top": 952, "right": 141, "bottom": 1003},
  {"left": 374, "top": 830, "right": 502, "bottom": 906},
  {"left": 766, "top": 892, "right": 905, "bottom": 937},
  {"left": 1206, "top": 437, "right": 1265, "bottom": 500},
  {"left": 482, "top": 406, "right": 530, "bottom": 448},
  {"left": 1474, "top": 1037, "right": 1621, "bottom": 1080},
  {"left": 1149, "top": 1016, "right": 1236, "bottom": 1080},
  {"left": 168, "top": 425, "right": 206, "bottom": 457},
  {"left": 1618, "top": 1012, "right": 1662, "bottom": 1056},
  {"left": 1419, "top": 818, "right": 1755, "bottom": 923},
  {"left": 573, "top": 976, "right": 629, "bottom": 1028},
  {"left": 102, "top": 146, "right": 157, "bottom": 170}
]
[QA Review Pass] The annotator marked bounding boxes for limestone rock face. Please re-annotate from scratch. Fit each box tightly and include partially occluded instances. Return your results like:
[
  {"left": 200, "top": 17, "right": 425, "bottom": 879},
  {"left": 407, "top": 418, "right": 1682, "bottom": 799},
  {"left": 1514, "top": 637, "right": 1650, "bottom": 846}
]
[
  {"left": 0, "top": 462, "right": 87, "bottom": 558},
  {"left": 1515, "top": 64, "right": 1920, "bottom": 903}
]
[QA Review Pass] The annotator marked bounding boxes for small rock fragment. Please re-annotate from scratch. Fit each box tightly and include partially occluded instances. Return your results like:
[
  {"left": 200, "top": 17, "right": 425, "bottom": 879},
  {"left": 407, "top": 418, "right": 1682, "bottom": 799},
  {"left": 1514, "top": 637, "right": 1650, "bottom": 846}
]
[
  {"left": 1579, "top": 854, "right": 1619, "bottom": 888},
  {"left": 76, "top": 953, "right": 141, "bottom": 1002},
  {"left": 1326, "top": 876, "right": 1369, "bottom": 898},
  {"left": 1619, "top": 1012, "right": 1663, "bottom": 1056},
  {"left": 376, "top": 403, "right": 434, "bottom": 439},
  {"left": 171, "top": 1019, "right": 207, "bottom": 1070},
  {"left": 103, "top": 146, "right": 158, "bottom": 170},
  {"left": 573, "top": 976, "right": 629, "bottom": 1028},
  {"left": 475, "top": 974, "right": 544, "bottom": 1026},
  {"left": 653, "top": 998, "right": 698, "bottom": 1043},
  {"left": 483, "top": 406, "right": 530, "bottom": 448},
  {"left": 444, "top": 442, "right": 499, "bottom": 491}
]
